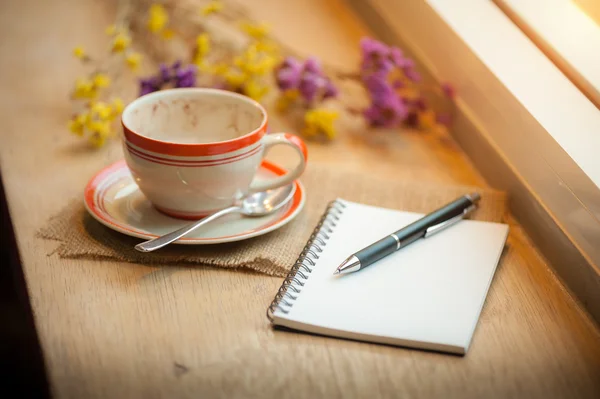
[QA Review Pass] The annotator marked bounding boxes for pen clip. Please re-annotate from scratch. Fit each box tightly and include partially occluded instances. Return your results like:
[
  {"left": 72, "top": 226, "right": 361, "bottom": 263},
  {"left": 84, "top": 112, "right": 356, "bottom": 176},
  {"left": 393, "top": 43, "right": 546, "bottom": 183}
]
[{"left": 424, "top": 204, "right": 477, "bottom": 238}]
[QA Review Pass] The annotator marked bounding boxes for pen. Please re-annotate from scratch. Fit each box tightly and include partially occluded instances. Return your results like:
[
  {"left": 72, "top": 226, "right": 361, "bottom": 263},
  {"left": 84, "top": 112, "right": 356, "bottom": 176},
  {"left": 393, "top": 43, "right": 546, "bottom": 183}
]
[{"left": 333, "top": 193, "right": 481, "bottom": 275}]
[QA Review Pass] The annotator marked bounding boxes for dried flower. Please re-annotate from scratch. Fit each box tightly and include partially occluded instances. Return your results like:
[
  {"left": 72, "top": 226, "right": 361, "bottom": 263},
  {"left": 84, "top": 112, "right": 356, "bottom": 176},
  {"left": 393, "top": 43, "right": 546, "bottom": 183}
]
[
  {"left": 147, "top": 4, "right": 169, "bottom": 33},
  {"left": 67, "top": 0, "right": 454, "bottom": 149},
  {"left": 418, "top": 109, "right": 437, "bottom": 129},
  {"left": 125, "top": 52, "right": 142, "bottom": 71},
  {"left": 89, "top": 129, "right": 108, "bottom": 147},
  {"left": 202, "top": 1, "right": 223, "bottom": 16},
  {"left": 68, "top": 113, "right": 88, "bottom": 136},
  {"left": 360, "top": 37, "right": 395, "bottom": 75},
  {"left": 105, "top": 25, "right": 117, "bottom": 35},
  {"left": 139, "top": 61, "right": 197, "bottom": 96},
  {"left": 73, "top": 78, "right": 97, "bottom": 99},
  {"left": 363, "top": 74, "right": 408, "bottom": 127},
  {"left": 193, "top": 33, "right": 211, "bottom": 65},
  {"left": 68, "top": 96, "right": 122, "bottom": 147},
  {"left": 146, "top": 4, "right": 174, "bottom": 39},
  {"left": 241, "top": 22, "right": 270, "bottom": 40},
  {"left": 111, "top": 32, "right": 131, "bottom": 53},
  {"left": 111, "top": 98, "right": 125, "bottom": 114},
  {"left": 244, "top": 80, "right": 269, "bottom": 101},
  {"left": 93, "top": 73, "right": 111, "bottom": 88},
  {"left": 72, "top": 46, "right": 86, "bottom": 60},
  {"left": 90, "top": 102, "right": 113, "bottom": 120},
  {"left": 275, "top": 89, "right": 300, "bottom": 112},
  {"left": 441, "top": 83, "right": 456, "bottom": 99},
  {"left": 275, "top": 56, "right": 337, "bottom": 104},
  {"left": 214, "top": 40, "right": 279, "bottom": 101},
  {"left": 275, "top": 57, "right": 302, "bottom": 90},
  {"left": 358, "top": 37, "right": 435, "bottom": 128},
  {"left": 303, "top": 109, "right": 339, "bottom": 139},
  {"left": 175, "top": 65, "right": 197, "bottom": 88}
]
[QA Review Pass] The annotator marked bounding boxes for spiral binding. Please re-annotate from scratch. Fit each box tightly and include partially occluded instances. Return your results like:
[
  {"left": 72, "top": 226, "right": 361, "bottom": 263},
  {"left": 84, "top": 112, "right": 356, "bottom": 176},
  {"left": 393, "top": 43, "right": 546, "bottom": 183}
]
[{"left": 267, "top": 199, "right": 347, "bottom": 321}]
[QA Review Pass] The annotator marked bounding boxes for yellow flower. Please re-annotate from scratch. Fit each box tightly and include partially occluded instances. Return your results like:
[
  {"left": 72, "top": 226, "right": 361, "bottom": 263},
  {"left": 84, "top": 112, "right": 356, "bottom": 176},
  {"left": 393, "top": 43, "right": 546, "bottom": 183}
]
[
  {"left": 303, "top": 109, "right": 339, "bottom": 139},
  {"left": 111, "top": 97, "right": 125, "bottom": 114},
  {"left": 92, "top": 73, "right": 111, "bottom": 88},
  {"left": 68, "top": 120, "right": 84, "bottom": 136},
  {"left": 147, "top": 4, "right": 169, "bottom": 33},
  {"left": 241, "top": 22, "right": 270, "bottom": 40},
  {"left": 72, "top": 46, "right": 86, "bottom": 59},
  {"left": 89, "top": 131, "right": 108, "bottom": 147},
  {"left": 105, "top": 25, "right": 117, "bottom": 35},
  {"left": 275, "top": 89, "right": 300, "bottom": 112},
  {"left": 90, "top": 102, "right": 113, "bottom": 120},
  {"left": 201, "top": 1, "right": 223, "bottom": 16},
  {"left": 86, "top": 120, "right": 111, "bottom": 136},
  {"left": 161, "top": 29, "right": 175, "bottom": 40},
  {"left": 417, "top": 109, "right": 436, "bottom": 129},
  {"left": 244, "top": 80, "right": 269, "bottom": 101},
  {"left": 111, "top": 32, "right": 131, "bottom": 53},
  {"left": 224, "top": 70, "right": 247, "bottom": 88},
  {"left": 234, "top": 44, "right": 278, "bottom": 76},
  {"left": 125, "top": 52, "right": 142, "bottom": 70},
  {"left": 73, "top": 78, "right": 97, "bottom": 99},
  {"left": 396, "top": 86, "right": 420, "bottom": 101},
  {"left": 210, "top": 63, "right": 229, "bottom": 76},
  {"left": 254, "top": 40, "right": 280, "bottom": 55},
  {"left": 252, "top": 56, "right": 278, "bottom": 75},
  {"left": 195, "top": 33, "right": 211, "bottom": 61},
  {"left": 68, "top": 113, "right": 88, "bottom": 136}
]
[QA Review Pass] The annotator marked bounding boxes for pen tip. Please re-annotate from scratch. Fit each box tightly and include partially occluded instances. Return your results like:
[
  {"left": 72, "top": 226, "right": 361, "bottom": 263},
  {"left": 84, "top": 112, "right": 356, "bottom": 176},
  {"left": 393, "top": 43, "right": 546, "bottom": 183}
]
[{"left": 333, "top": 269, "right": 340, "bottom": 275}]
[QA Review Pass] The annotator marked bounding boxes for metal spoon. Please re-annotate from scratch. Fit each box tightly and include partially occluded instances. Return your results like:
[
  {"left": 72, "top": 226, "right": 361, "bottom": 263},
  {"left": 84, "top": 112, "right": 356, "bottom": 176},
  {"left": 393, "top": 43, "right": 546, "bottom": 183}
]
[{"left": 134, "top": 184, "right": 296, "bottom": 252}]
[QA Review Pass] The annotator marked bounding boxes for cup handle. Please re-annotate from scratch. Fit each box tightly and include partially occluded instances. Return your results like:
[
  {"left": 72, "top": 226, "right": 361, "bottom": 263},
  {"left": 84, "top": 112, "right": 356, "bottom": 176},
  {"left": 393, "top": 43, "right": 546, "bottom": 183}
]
[{"left": 248, "top": 133, "right": 307, "bottom": 193}]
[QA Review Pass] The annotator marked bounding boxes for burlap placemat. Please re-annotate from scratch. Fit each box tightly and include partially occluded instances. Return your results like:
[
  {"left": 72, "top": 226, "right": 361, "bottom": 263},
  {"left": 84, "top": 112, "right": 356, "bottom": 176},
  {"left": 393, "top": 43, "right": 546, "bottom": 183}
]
[{"left": 38, "top": 163, "right": 508, "bottom": 277}]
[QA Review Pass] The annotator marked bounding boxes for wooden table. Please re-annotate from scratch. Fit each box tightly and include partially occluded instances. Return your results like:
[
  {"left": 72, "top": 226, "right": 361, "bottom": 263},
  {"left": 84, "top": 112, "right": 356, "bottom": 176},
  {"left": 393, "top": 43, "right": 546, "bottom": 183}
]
[{"left": 1, "top": 0, "right": 599, "bottom": 397}]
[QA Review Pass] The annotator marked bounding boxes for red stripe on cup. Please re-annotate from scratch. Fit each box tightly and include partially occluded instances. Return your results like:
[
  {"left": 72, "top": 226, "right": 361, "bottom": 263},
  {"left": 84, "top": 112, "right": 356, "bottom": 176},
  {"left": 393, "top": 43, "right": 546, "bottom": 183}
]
[{"left": 126, "top": 143, "right": 262, "bottom": 167}]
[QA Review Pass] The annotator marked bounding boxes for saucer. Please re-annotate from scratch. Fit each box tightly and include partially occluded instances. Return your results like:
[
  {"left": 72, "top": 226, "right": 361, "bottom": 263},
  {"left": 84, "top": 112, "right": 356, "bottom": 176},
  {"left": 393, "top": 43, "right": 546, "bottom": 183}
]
[{"left": 84, "top": 160, "right": 305, "bottom": 244}]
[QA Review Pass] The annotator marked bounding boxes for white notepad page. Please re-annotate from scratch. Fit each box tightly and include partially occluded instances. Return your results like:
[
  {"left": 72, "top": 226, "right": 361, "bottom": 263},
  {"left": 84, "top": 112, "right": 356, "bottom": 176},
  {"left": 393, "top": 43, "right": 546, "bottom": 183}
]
[{"left": 272, "top": 199, "right": 509, "bottom": 354}]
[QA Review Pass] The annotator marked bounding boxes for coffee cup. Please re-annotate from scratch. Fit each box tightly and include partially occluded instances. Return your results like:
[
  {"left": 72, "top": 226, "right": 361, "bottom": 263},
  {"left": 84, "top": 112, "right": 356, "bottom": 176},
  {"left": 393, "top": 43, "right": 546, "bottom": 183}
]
[{"left": 121, "top": 88, "right": 307, "bottom": 219}]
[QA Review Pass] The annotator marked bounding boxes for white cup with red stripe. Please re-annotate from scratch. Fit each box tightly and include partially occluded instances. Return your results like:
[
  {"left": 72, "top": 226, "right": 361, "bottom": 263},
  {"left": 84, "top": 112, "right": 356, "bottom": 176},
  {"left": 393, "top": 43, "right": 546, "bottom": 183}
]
[{"left": 121, "top": 88, "right": 307, "bottom": 219}]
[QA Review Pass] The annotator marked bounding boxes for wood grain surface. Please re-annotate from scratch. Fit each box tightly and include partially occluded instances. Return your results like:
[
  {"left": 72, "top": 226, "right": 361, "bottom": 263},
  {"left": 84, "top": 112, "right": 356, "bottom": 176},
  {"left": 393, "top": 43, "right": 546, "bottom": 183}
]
[{"left": 0, "top": 0, "right": 599, "bottom": 398}]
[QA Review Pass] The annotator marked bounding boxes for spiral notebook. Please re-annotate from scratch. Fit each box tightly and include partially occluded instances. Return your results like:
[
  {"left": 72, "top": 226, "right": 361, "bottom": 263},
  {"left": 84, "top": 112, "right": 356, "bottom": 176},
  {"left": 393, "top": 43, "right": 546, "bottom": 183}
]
[{"left": 267, "top": 199, "right": 509, "bottom": 355}]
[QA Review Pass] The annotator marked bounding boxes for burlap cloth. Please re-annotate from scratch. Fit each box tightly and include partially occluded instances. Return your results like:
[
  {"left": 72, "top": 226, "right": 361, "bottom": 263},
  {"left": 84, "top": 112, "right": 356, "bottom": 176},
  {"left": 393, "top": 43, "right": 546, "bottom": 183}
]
[{"left": 38, "top": 163, "right": 508, "bottom": 277}]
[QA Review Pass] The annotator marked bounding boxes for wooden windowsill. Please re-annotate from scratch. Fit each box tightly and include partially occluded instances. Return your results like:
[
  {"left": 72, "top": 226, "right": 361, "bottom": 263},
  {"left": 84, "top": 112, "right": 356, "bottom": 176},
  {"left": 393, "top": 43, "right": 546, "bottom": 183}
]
[{"left": 0, "top": 0, "right": 599, "bottom": 397}]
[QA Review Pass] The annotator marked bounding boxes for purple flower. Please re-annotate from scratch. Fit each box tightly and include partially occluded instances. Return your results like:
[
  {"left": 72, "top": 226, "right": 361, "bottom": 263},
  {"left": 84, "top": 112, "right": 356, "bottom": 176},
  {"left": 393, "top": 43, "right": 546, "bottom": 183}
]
[
  {"left": 303, "top": 57, "right": 323, "bottom": 75},
  {"left": 360, "top": 37, "right": 390, "bottom": 65},
  {"left": 298, "top": 74, "right": 320, "bottom": 103},
  {"left": 364, "top": 74, "right": 394, "bottom": 98},
  {"left": 159, "top": 64, "right": 171, "bottom": 81},
  {"left": 275, "top": 57, "right": 303, "bottom": 90},
  {"left": 441, "top": 83, "right": 456, "bottom": 99},
  {"left": 138, "top": 61, "right": 197, "bottom": 96},
  {"left": 175, "top": 65, "right": 197, "bottom": 88},
  {"left": 360, "top": 37, "right": 422, "bottom": 85},
  {"left": 274, "top": 56, "right": 338, "bottom": 103},
  {"left": 139, "top": 77, "right": 161, "bottom": 96},
  {"left": 364, "top": 97, "right": 408, "bottom": 127},
  {"left": 360, "top": 37, "right": 407, "bottom": 75},
  {"left": 389, "top": 48, "right": 404, "bottom": 66},
  {"left": 323, "top": 80, "right": 338, "bottom": 99},
  {"left": 363, "top": 74, "right": 408, "bottom": 127},
  {"left": 403, "top": 68, "right": 421, "bottom": 82}
]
